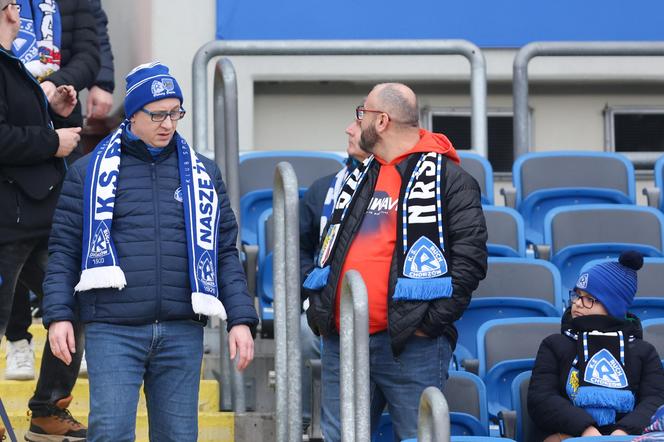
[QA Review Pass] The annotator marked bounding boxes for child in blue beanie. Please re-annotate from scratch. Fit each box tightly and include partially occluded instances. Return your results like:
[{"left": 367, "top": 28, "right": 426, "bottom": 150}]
[{"left": 528, "top": 251, "right": 664, "bottom": 440}]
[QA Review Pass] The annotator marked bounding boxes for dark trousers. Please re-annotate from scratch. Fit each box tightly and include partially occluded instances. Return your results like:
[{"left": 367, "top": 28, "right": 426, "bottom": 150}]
[{"left": 0, "top": 238, "right": 84, "bottom": 416}]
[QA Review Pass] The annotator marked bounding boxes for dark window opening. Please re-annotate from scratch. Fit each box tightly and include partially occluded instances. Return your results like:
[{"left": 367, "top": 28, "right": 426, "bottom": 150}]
[
  {"left": 614, "top": 113, "right": 664, "bottom": 152},
  {"left": 431, "top": 115, "right": 514, "bottom": 172}
]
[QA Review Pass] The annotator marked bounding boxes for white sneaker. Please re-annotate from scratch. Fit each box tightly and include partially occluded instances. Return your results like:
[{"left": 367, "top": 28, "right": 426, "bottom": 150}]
[
  {"left": 5, "top": 338, "right": 35, "bottom": 380},
  {"left": 79, "top": 351, "right": 88, "bottom": 377}
]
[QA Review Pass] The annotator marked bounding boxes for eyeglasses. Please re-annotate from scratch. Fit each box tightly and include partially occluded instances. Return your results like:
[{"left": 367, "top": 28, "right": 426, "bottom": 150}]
[
  {"left": 140, "top": 108, "right": 186, "bottom": 122},
  {"left": 2, "top": 2, "right": 21, "bottom": 11},
  {"left": 355, "top": 106, "right": 388, "bottom": 121},
  {"left": 568, "top": 290, "right": 598, "bottom": 309}
]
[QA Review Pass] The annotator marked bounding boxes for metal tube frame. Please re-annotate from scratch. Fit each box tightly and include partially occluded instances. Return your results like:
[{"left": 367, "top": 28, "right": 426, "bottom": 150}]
[
  {"left": 213, "top": 58, "right": 246, "bottom": 412},
  {"left": 195, "top": 39, "right": 487, "bottom": 158},
  {"left": 273, "top": 162, "right": 303, "bottom": 442},
  {"left": 417, "top": 386, "right": 451, "bottom": 442},
  {"left": 339, "top": 270, "right": 370, "bottom": 442},
  {"left": 513, "top": 41, "right": 664, "bottom": 162}
]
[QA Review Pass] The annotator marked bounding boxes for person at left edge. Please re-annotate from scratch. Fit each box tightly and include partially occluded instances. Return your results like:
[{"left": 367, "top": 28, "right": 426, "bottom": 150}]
[{"left": 42, "top": 61, "right": 258, "bottom": 442}]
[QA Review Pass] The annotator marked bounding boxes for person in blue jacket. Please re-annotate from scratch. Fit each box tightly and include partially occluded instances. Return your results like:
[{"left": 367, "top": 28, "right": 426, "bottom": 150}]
[{"left": 42, "top": 61, "right": 258, "bottom": 442}]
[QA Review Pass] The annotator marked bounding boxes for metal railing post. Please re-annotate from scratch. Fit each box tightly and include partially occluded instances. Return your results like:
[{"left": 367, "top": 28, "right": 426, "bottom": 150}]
[
  {"left": 513, "top": 41, "right": 664, "bottom": 164},
  {"left": 273, "top": 162, "right": 302, "bottom": 442},
  {"left": 417, "top": 387, "right": 451, "bottom": 442},
  {"left": 213, "top": 58, "right": 245, "bottom": 412},
  {"left": 339, "top": 270, "right": 370, "bottom": 442}
]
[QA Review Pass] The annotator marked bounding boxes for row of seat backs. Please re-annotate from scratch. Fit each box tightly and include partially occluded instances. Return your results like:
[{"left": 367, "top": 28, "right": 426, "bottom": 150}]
[{"left": 239, "top": 151, "right": 494, "bottom": 245}]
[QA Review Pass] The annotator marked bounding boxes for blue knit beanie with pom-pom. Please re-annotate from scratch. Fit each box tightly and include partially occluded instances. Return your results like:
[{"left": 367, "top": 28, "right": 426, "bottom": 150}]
[{"left": 574, "top": 250, "right": 644, "bottom": 319}]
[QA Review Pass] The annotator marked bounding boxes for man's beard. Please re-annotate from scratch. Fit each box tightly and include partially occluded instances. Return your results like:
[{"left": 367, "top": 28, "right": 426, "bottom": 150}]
[{"left": 359, "top": 124, "right": 378, "bottom": 153}]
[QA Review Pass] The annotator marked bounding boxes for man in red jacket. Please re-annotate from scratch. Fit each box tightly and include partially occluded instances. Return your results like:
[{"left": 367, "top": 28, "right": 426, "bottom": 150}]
[{"left": 304, "top": 83, "right": 488, "bottom": 441}]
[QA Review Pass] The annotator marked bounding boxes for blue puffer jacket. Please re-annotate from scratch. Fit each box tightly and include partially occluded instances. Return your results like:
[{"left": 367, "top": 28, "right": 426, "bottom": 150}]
[{"left": 42, "top": 131, "right": 258, "bottom": 332}]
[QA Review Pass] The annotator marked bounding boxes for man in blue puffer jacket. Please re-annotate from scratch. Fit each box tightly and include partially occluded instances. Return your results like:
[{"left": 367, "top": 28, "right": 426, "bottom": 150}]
[{"left": 42, "top": 61, "right": 258, "bottom": 442}]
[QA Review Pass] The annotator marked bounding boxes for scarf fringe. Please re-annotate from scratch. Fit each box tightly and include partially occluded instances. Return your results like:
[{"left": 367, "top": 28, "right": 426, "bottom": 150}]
[
  {"left": 573, "top": 385, "right": 635, "bottom": 425},
  {"left": 192, "top": 292, "right": 227, "bottom": 320},
  {"left": 303, "top": 266, "right": 330, "bottom": 291},
  {"left": 393, "top": 277, "right": 452, "bottom": 301},
  {"left": 75, "top": 266, "right": 126, "bottom": 292}
]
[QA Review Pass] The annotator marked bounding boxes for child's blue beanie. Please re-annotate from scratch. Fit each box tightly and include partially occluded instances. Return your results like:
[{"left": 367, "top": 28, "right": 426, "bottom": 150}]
[
  {"left": 574, "top": 251, "right": 644, "bottom": 319},
  {"left": 124, "top": 61, "right": 183, "bottom": 118}
]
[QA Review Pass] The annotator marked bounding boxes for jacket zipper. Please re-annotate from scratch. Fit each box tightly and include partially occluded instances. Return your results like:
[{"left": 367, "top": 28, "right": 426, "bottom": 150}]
[
  {"left": 152, "top": 162, "right": 162, "bottom": 322},
  {"left": 13, "top": 181, "right": 20, "bottom": 223}
]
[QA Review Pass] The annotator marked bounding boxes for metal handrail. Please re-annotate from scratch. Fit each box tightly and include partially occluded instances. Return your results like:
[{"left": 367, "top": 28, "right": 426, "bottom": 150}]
[
  {"left": 417, "top": 387, "right": 451, "bottom": 442},
  {"left": 273, "top": 162, "right": 302, "bottom": 442},
  {"left": 194, "top": 39, "right": 488, "bottom": 159},
  {"left": 213, "top": 58, "right": 245, "bottom": 412},
  {"left": 339, "top": 270, "right": 370, "bottom": 442},
  {"left": 513, "top": 41, "right": 664, "bottom": 165}
]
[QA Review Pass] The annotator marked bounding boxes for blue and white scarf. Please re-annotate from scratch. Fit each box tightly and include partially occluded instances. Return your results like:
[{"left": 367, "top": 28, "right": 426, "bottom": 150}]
[
  {"left": 13, "top": 0, "right": 61, "bottom": 81},
  {"left": 75, "top": 121, "right": 227, "bottom": 319}
]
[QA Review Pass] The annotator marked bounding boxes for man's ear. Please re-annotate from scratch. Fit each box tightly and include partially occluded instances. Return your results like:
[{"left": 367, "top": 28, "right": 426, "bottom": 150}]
[{"left": 376, "top": 112, "right": 390, "bottom": 133}]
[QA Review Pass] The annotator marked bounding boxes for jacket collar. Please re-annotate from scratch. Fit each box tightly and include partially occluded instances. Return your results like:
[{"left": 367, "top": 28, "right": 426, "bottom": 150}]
[{"left": 121, "top": 129, "right": 177, "bottom": 163}]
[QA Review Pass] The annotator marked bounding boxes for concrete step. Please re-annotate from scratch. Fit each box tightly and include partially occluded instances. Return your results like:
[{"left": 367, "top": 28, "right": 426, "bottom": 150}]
[
  {"left": 0, "top": 379, "right": 220, "bottom": 414},
  {"left": 3, "top": 411, "right": 234, "bottom": 442}
]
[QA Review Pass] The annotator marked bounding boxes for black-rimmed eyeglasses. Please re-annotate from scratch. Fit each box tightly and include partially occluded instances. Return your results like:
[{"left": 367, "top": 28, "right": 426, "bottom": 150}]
[
  {"left": 568, "top": 290, "right": 598, "bottom": 309},
  {"left": 355, "top": 106, "right": 388, "bottom": 121},
  {"left": 2, "top": 2, "right": 21, "bottom": 11},
  {"left": 140, "top": 108, "right": 186, "bottom": 122}
]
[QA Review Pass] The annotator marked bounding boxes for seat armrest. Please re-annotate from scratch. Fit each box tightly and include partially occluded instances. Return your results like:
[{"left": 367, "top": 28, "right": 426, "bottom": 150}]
[
  {"left": 643, "top": 187, "right": 661, "bottom": 209},
  {"left": 498, "top": 409, "right": 517, "bottom": 439},
  {"left": 501, "top": 187, "right": 517, "bottom": 208}
]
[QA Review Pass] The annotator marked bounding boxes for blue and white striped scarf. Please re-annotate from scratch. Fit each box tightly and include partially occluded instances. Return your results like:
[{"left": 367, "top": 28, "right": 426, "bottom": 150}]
[{"left": 75, "top": 121, "right": 227, "bottom": 319}]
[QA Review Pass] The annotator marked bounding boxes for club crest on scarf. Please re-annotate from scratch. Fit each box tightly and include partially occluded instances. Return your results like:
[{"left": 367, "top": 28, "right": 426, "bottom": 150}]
[
  {"left": 14, "top": 0, "right": 61, "bottom": 81},
  {"left": 584, "top": 348, "right": 629, "bottom": 389},
  {"left": 196, "top": 251, "right": 216, "bottom": 293},
  {"left": 90, "top": 221, "right": 111, "bottom": 259},
  {"left": 404, "top": 236, "right": 447, "bottom": 278}
]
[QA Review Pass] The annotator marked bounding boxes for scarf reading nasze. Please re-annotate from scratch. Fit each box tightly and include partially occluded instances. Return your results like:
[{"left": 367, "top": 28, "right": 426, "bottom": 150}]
[
  {"left": 75, "top": 121, "right": 227, "bottom": 319},
  {"left": 14, "top": 0, "right": 61, "bottom": 81},
  {"left": 304, "top": 152, "right": 452, "bottom": 301}
]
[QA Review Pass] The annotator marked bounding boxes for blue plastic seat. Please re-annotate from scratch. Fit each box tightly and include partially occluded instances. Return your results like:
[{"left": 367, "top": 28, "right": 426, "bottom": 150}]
[
  {"left": 477, "top": 318, "right": 560, "bottom": 418},
  {"left": 643, "top": 318, "right": 664, "bottom": 367},
  {"left": 544, "top": 204, "right": 664, "bottom": 290},
  {"left": 455, "top": 258, "right": 562, "bottom": 364},
  {"left": 512, "top": 151, "right": 636, "bottom": 245},
  {"left": 564, "top": 437, "right": 636, "bottom": 441},
  {"left": 654, "top": 154, "right": 664, "bottom": 212},
  {"left": 483, "top": 206, "right": 526, "bottom": 257},
  {"left": 580, "top": 257, "right": 664, "bottom": 320},
  {"left": 402, "top": 438, "right": 518, "bottom": 442},
  {"left": 239, "top": 151, "right": 345, "bottom": 244},
  {"left": 459, "top": 152, "right": 494, "bottom": 205}
]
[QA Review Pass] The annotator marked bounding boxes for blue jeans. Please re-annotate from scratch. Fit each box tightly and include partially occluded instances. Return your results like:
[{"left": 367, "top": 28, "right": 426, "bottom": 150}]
[
  {"left": 85, "top": 320, "right": 204, "bottom": 442},
  {"left": 321, "top": 331, "right": 452, "bottom": 442}
]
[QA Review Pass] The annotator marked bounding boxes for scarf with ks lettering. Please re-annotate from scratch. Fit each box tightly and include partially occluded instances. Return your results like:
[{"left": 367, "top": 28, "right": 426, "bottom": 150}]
[
  {"left": 14, "top": 0, "right": 61, "bottom": 80},
  {"left": 75, "top": 121, "right": 227, "bottom": 319},
  {"left": 304, "top": 151, "right": 453, "bottom": 301}
]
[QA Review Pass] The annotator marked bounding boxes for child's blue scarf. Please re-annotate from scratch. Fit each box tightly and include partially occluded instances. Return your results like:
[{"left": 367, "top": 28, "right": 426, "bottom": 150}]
[
  {"left": 13, "top": 0, "right": 61, "bottom": 81},
  {"left": 75, "top": 121, "right": 227, "bottom": 319},
  {"left": 304, "top": 152, "right": 452, "bottom": 301}
]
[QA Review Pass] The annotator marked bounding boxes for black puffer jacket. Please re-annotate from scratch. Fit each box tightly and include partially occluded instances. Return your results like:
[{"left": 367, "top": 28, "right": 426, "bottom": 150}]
[
  {"left": 306, "top": 154, "right": 488, "bottom": 355},
  {"left": 0, "top": 46, "right": 67, "bottom": 244},
  {"left": 528, "top": 310, "right": 664, "bottom": 436},
  {"left": 45, "top": 0, "right": 100, "bottom": 128}
]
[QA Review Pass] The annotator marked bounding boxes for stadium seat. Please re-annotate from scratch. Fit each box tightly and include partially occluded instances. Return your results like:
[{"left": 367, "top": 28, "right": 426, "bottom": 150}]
[
  {"left": 643, "top": 318, "right": 664, "bottom": 366},
  {"left": 483, "top": 206, "right": 526, "bottom": 257},
  {"left": 580, "top": 257, "right": 664, "bottom": 320},
  {"left": 372, "top": 372, "right": 489, "bottom": 441},
  {"left": 563, "top": 437, "right": 636, "bottom": 441},
  {"left": 477, "top": 318, "right": 560, "bottom": 418},
  {"left": 644, "top": 154, "right": 664, "bottom": 212},
  {"left": 543, "top": 204, "right": 664, "bottom": 290},
  {"left": 459, "top": 151, "right": 494, "bottom": 205},
  {"left": 455, "top": 258, "right": 562, "bottom": 365},
  {"left": 239, "top": 151, "right": 345, "bottom": 245},
  {"left": 256, "top": 210, "right": 274, "bottom": 336},
  {"left": 510, "top": 151, "right": 635, "bottom": 245},
  {"left": 444, "top": 372, "right": 490, "bottom": 436},
  {"left": 498, "top": 371, "right": 548, "bottom": 442}
]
